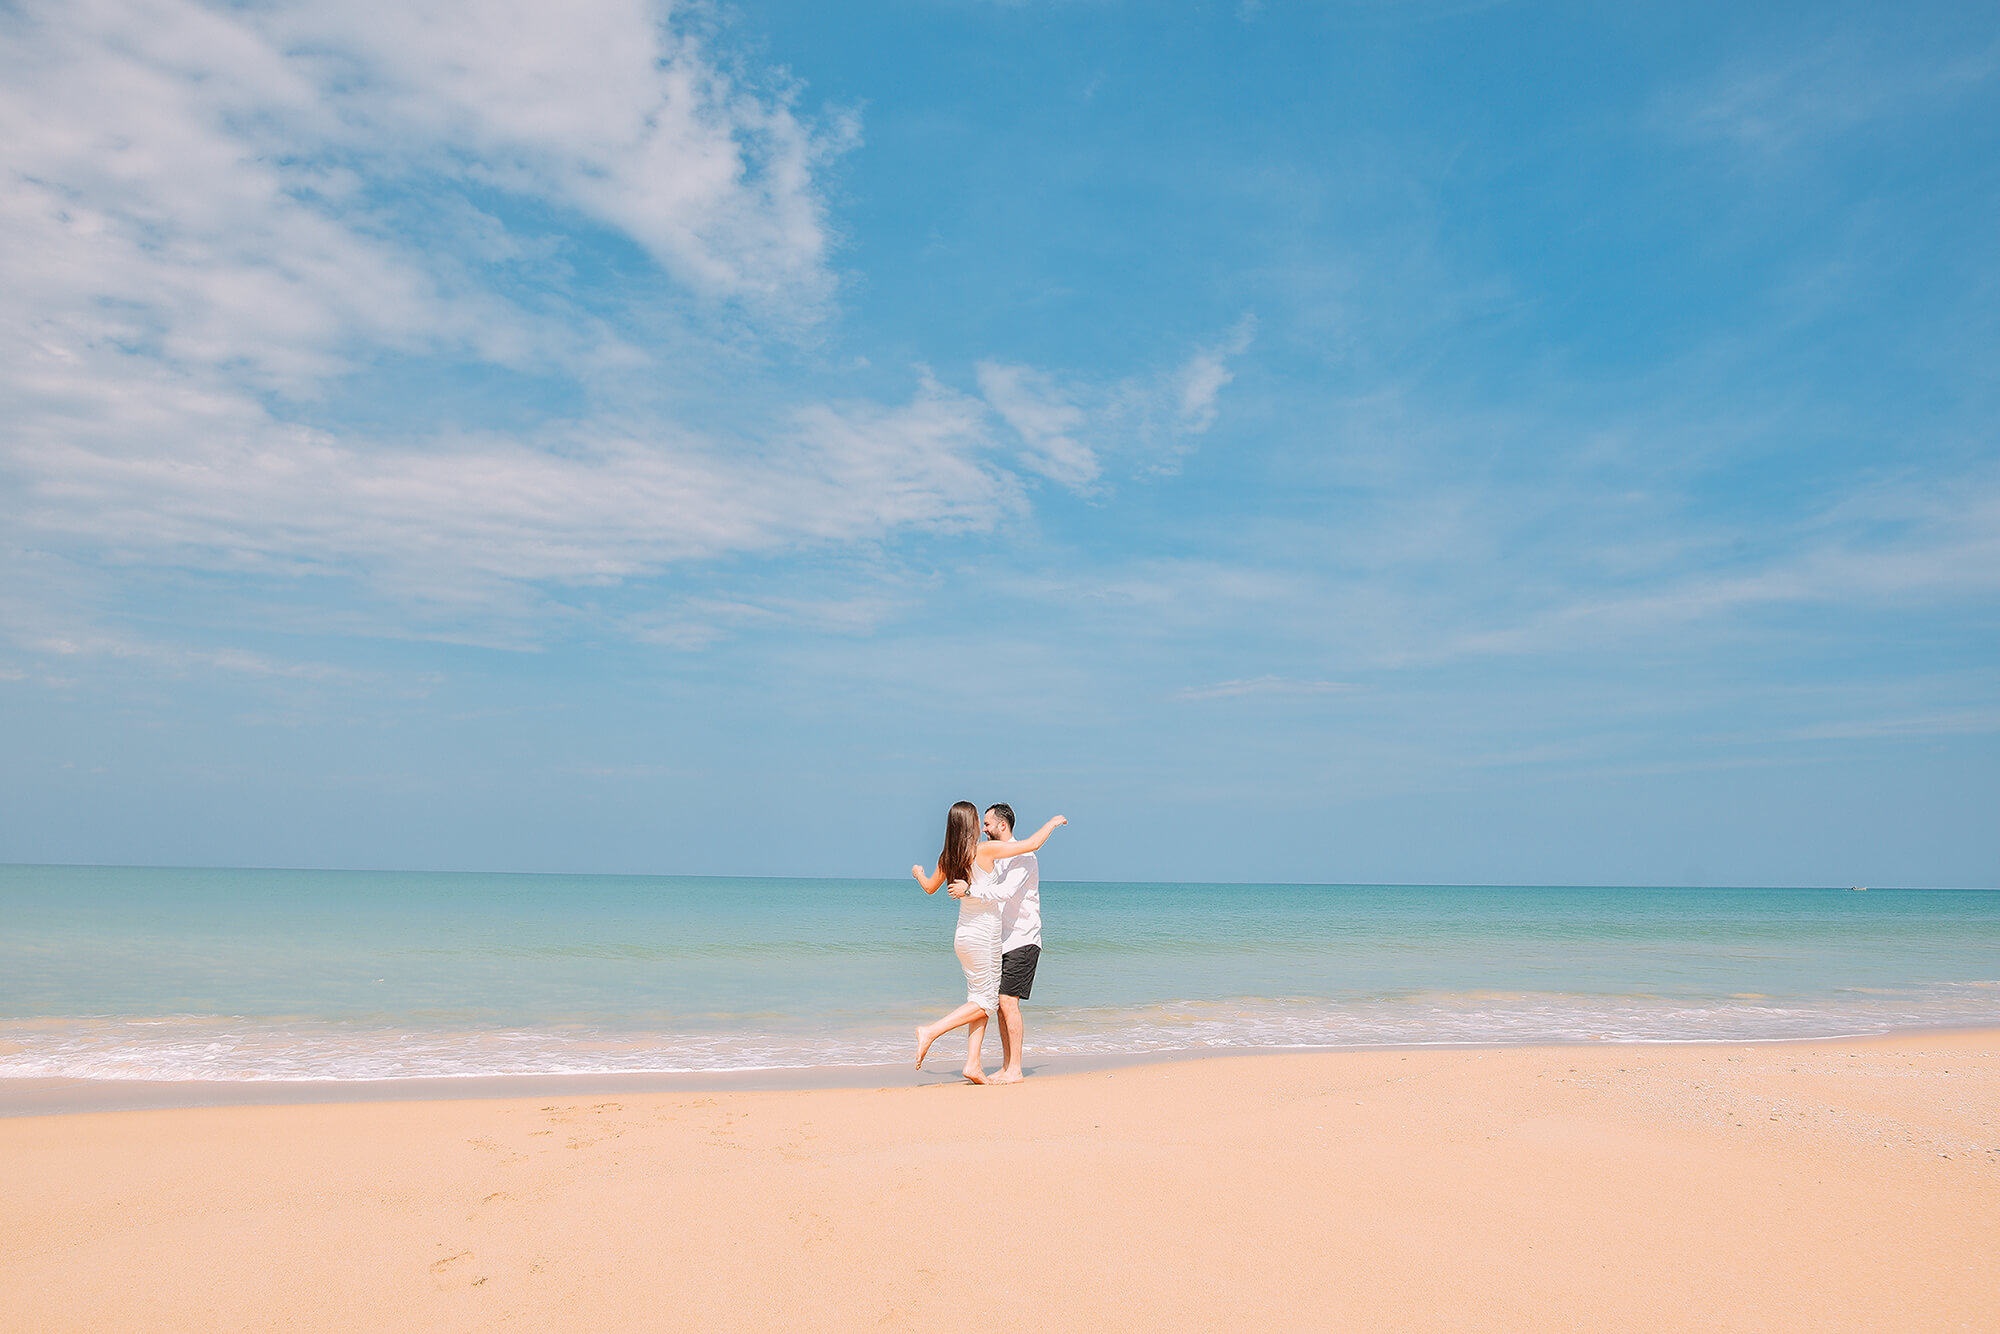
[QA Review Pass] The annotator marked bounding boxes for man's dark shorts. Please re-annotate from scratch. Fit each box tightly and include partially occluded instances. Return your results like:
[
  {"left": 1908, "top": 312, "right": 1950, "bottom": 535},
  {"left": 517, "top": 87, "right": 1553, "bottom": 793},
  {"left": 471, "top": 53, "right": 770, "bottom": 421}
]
[{"left": 999, "top": 944, "right": 1041, "bottom": 1000}]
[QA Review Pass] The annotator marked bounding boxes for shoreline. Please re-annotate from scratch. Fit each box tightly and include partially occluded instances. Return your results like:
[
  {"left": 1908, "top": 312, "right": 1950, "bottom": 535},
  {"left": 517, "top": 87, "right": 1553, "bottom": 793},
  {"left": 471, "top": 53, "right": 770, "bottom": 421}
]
[
  {"left": 8, "top": 1022, "right": 1998, "bottom": 1117},
  {"left": 5, "top": 1031, "right": 1995, "bottom": 1331}
]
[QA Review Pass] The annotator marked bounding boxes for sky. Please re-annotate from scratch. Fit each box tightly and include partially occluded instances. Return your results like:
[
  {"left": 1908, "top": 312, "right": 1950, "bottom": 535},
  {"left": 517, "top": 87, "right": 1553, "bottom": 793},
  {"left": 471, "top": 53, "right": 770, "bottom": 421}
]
[{"left": 2, "top": 0, "right": 1996, "bottom": 887}]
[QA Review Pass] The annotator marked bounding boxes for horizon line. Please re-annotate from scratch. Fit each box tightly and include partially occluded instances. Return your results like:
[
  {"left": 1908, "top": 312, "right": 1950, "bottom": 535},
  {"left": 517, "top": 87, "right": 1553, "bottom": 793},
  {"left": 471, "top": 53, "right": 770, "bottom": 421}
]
[{"left": 1, "top": 861, "right": 1987, "bottom": 893}]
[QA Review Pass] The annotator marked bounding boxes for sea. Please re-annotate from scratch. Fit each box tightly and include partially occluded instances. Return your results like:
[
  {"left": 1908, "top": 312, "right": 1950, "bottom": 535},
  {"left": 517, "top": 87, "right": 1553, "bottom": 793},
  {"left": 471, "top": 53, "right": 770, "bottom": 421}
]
[{"left": 2, "top": 865, "right": 1996, "bottom": 1087}]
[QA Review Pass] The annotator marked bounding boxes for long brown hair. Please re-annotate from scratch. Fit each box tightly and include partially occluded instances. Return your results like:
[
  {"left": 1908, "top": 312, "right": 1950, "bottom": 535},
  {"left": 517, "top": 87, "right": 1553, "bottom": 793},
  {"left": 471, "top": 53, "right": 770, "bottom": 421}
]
[{"left": 938, "top": 800, "right": 979, "bottom": 887}]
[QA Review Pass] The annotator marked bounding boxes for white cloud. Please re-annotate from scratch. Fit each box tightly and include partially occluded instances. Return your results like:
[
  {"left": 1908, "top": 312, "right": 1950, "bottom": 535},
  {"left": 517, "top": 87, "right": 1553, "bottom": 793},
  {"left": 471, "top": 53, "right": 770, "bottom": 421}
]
[
  {"left": 0, "top": 0, "right": 1034, "bottom": 632},
  {"left": 2, "top": 1, "right": 608, "bottom": 399},
  {"left": 269, "top": 0, "right": 854, "bottom": 320},
  {"left": 0, "top": 0, "right": 1250, "bottom": 657},
  {"left": 0, "top": 0, "right": 847, "bottom": 378},
  {"left": 0, "top": 0, "right": 855, "bottom": 431}
]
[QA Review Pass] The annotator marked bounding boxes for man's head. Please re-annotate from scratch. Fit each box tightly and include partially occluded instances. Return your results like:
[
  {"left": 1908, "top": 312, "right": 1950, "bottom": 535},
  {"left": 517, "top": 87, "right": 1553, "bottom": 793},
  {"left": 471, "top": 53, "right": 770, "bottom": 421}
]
[{"left": 982, "top": 804, "right": 1015, "bottom": 840}]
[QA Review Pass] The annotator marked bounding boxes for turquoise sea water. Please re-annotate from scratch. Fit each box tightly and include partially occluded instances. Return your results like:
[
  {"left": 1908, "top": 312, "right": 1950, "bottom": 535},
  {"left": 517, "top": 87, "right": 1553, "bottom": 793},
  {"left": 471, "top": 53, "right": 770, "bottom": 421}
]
[{"left": 1, "top": 865, "right": 1996, "bottom": 1082}]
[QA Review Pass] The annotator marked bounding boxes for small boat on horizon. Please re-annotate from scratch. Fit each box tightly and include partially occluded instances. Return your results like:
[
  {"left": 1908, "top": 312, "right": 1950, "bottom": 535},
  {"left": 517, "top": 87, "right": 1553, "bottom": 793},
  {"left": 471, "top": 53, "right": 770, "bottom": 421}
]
[{"left": 1850, "top": 885, "right": 1868, "bottom": 892}]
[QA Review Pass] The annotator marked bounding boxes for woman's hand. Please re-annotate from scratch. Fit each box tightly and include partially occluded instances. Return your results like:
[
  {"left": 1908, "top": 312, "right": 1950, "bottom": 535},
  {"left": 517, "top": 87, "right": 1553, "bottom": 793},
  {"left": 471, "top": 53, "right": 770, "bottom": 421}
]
[
  {"left": 911, "top": 864, "right": 926, "bottom": 882},
  {"left": 947, "top": 880, "right": 970, "bottom": 898}
]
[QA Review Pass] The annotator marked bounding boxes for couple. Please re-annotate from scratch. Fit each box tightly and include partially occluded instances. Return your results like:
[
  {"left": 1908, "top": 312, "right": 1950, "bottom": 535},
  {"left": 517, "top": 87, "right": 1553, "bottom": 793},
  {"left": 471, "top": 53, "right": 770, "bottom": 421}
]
[{"left": 910, "top": 801, "right": 1065, "bottom": 1085}]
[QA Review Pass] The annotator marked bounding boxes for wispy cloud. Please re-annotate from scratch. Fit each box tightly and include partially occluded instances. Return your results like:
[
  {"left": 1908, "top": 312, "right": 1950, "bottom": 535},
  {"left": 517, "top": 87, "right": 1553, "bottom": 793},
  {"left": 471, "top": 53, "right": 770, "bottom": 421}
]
[
  {"left": 1172, "top": 315, "right": 1257, "bottom": 433},
  {"left": 1790, "top": 711, "right": 2000, "bottom": 742},
  {"left": 975, "top": 317, "right": 1257, "bottom": 491},
  {"left": 626, "top": 590, "right": 913, "bottom": 652},
  {"left": 0, "top": 0, "right": 1257, "bottom": 652},
  {"left": 0, "top": 0, "right": 984, "bottom": 630},
  {"left": 1178, "top": 675, "right": 1361, "bottom": 700},
  {"left": 563, "top": 763, "right": 692, "bottom": 779},
  {"left": 26, "top": 631, "right": 351, "bottom": 682},
  {"left": 0, "top": 0, "right": 868, "bottom": 596},
  {"left": 0, "top": 0, "right": 844, "bottom": 403},
  {"left": 1436, "top": 468, "right": 2000, "bottom": 663},
  {"left": 976, "top": 362, "right": 1099, "bottom": 491},
  {"left": 1655, "top": 38, "right": 1997, "bottom": 155},
  {"left": 8, "top": 375, "right": 1021, "bottom": 602}
]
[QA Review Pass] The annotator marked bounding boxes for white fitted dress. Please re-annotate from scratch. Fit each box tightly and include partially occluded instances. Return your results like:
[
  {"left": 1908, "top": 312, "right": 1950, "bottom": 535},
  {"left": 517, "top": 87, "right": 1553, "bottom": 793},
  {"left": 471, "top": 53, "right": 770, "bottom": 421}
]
[{"left": 954, "top": 861, "right": 1008, "bottom": 1019}]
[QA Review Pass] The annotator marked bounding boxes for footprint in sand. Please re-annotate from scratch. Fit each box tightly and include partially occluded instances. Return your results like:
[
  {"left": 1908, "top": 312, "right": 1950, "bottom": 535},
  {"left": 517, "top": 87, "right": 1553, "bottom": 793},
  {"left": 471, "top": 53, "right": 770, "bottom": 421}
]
[{"left": 429, "top": 1251, "right": 488, "bottom": 1291}]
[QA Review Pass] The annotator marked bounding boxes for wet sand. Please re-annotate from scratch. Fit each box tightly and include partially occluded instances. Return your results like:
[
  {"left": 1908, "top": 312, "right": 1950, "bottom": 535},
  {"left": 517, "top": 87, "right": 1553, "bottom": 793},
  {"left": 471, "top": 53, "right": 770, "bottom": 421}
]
[{"left": 3, "top": 1032, "right": 1996, "bottom": 1332}]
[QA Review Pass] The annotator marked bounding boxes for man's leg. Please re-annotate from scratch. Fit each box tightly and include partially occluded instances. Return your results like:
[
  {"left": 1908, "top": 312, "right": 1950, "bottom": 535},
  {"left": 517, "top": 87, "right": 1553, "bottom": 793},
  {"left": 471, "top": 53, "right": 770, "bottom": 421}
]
[
  {"left": 994, "top": 944, "right": 1037, "bottom": 1083},
  {"left": 996, "top": 995, "right": 1024, "bottom": 1081}
]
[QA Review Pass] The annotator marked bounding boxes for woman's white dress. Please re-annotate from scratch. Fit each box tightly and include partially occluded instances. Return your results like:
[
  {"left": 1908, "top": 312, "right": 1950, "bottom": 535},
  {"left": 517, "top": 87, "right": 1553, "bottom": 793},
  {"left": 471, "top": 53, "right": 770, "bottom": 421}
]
[{"left": 954, "top": 861, "right": 1008, "bottom": 1019}]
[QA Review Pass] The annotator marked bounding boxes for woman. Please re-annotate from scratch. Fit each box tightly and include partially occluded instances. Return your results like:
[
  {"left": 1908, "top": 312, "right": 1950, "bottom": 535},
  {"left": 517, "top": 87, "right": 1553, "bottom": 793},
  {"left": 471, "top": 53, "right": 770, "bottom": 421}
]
[{"left": 911, "top": 801, "right": 1067, "bottom": 1083}]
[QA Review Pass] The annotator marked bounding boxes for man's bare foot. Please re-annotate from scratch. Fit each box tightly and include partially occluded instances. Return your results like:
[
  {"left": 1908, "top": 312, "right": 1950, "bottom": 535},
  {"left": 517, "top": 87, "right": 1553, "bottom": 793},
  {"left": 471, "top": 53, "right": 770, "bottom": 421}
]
[
  {"left": 915, "top": 1025, "right": 937, "bottom": 1070},
  {"left": 989, "top": 1070, "right": 1025, "bottom": 1084},
  {"left": 960, "top": 1066, "right": 989, "bottom": 1085}
]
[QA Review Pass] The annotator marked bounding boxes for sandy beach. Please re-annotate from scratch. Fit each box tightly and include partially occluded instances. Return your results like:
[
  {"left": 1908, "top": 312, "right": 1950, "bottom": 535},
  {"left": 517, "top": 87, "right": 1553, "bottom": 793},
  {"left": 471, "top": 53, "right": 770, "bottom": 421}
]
[{"left": 4, "top": 1032, "right": 1996, "bottom": 1333}]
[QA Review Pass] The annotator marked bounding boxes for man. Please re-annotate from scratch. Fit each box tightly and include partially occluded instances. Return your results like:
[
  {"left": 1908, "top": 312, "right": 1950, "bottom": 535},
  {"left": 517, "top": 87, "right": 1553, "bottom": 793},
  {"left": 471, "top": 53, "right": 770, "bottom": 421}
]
[{"left": 982, "top": 802, "right": 1041, "bottom": 1084}]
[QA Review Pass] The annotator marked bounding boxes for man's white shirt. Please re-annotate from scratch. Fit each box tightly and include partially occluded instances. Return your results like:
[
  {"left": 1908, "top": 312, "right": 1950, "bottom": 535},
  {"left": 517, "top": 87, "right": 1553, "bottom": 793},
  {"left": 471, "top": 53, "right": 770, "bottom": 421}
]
[{"left": 993, "top": 850, "right": 1041, "bottom": 953}]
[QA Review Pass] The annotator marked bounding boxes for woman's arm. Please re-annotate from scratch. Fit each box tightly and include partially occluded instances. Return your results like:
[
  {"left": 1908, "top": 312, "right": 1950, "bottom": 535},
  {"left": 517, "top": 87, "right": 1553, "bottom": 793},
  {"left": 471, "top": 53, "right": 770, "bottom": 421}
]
[
  {"left": 979, "top": 815, "right": 1067, "bottom": 859},
  {"left": 911, "top": 862, "right": 947, "bottom": 895}
]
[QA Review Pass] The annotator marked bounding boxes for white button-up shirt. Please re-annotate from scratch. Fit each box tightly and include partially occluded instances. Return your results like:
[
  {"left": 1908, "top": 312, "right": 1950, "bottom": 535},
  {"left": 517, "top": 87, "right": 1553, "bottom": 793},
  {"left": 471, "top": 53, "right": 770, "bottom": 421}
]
[{"left": 994, "top": 850, "right": 1041, "bottom": 953}]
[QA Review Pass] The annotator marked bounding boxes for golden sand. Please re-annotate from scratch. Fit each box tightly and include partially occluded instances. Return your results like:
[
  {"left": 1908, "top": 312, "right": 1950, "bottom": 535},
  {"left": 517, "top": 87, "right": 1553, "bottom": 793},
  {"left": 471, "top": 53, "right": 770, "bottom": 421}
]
[{"left": 4, "top": 1032, "right": 1996, "bottom": 1332}]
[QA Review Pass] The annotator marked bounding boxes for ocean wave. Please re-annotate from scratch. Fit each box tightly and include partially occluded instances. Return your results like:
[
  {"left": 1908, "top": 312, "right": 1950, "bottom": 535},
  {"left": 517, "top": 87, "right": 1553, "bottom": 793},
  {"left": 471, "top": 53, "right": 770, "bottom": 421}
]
[{"left": 4, "top": 985, "right": 1996, "bottom": 1082}]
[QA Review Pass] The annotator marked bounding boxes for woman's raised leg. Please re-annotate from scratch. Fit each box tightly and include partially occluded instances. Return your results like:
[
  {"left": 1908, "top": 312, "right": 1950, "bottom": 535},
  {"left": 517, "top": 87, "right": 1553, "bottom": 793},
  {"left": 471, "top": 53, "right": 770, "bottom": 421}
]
[{"left": 916, "top": 1001, "right": 989, "bottom": 1074}]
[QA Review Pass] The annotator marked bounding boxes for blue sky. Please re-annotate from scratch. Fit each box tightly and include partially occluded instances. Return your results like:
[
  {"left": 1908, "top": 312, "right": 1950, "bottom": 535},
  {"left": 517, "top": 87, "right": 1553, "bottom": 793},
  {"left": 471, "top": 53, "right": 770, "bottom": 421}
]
[{"left": 2, "top": 0, "right": 1995, "bottom": 886}]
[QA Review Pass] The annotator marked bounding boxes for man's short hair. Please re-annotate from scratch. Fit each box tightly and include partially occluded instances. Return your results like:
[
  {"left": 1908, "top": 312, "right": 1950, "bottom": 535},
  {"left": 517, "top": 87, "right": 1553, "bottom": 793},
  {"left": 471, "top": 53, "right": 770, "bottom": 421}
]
[{"left": 985, "top": 803, "right": 1016, "bottom": 833}]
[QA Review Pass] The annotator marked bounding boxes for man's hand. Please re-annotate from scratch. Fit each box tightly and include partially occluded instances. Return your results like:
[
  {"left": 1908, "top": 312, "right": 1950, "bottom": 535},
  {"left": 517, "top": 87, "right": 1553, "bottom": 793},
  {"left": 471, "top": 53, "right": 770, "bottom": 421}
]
[{"left": 947, "top": 880, "right": 970, "bottom": 898}]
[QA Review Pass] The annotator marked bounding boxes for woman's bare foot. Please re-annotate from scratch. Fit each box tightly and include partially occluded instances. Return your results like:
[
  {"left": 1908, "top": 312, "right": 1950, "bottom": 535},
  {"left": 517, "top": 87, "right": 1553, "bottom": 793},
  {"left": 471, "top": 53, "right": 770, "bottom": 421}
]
[
  {"left": 988, "top": 1070, "right": 1025, "bottom": 1085},
  {"left": 960, "top": 1065, "right": 989, "bottom": 1085},
  {"left": 915, "top": 1025, "right": 937, "bottom": 1070}
]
